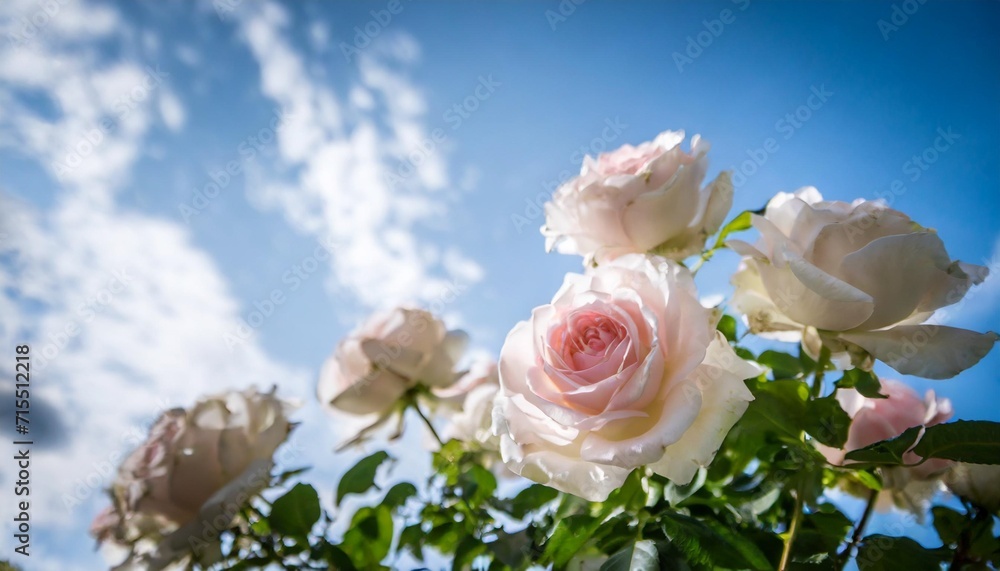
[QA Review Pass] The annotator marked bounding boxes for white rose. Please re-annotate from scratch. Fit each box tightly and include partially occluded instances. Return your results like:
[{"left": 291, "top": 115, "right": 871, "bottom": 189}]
[
  {"left": 493, "top": 254, "right": 761, "bottom": 501},
  {"left": 439, "top": 362, "right": 501, "bottom": 447},
  {"left": 93, "top": 387, "right": 295, "bottom": 570},
  {"left": 945, "top": 463, "right": 1000, "bottom": 512},
  {"left": 542, "top": 130, "right": 733, "bottom": 264},
  {"left": 317, "top": 307, "right": 468, "bottom": 416},
  {"left": 730, "top": 187, "right": 997, "bottom": 379}
]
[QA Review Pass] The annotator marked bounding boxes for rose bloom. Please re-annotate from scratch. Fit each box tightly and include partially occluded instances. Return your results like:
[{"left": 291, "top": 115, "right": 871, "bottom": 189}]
[
  {"left": 317, "top": 307, "right": 468, "bottom": 416},
  {"left": 730, "top": 187, "right": 997, "bottom": 379},
  {"left": 92, "top": 387, "right": 295, "bottom": 570},
  {"left": 437, "top": 361, "right": 501, "bottom": 447},
  {"left": 945, "top": 463, "right": 1000, "bottom": 512},
  {"left": 541, "top": 130, "right": 733, "bottom": 264},
  {"left": 818, "top": 379, "right": 953, "bottom": 511},
  {"left": 493, "top": 254, "right": 761, "bottom": 501}
]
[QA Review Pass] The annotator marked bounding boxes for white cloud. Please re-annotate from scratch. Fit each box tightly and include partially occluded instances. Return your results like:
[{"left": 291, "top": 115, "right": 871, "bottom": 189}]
[
  {"left": 159, "top": 88, "right": 186, "bottom": 131},
  {"left": 232, "top": 2, "right": 482, "bottom": 309},
  {"left": 0, "top": 2, "right": 308, "bottom": 568}
]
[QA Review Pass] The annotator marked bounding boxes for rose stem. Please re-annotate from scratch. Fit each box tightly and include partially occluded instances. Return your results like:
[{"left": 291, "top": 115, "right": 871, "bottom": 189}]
[
  {"left": 837, "top": 488, "right": 878, "bottom": 570},
  {"left": 780, "top": 345, "right": 832, "bottom": 570},
  {"left": 412, "top": 398, "right": 445, "bottom": 448}
]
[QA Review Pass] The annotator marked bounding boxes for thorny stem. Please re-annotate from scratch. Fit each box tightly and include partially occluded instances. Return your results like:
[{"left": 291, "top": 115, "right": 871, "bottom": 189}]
[{"left": 838, "top": 488, "right": 878, "bottom": 570}]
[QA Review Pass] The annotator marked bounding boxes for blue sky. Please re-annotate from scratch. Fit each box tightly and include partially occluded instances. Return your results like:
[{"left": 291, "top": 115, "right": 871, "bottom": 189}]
[{"left": 1, "top": 1, "right": 998, "bottom": 568}]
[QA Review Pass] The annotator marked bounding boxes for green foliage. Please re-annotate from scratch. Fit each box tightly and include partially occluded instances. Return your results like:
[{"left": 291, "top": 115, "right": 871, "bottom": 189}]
[
  {"left": 601, "top": 540, "right": 661, "bottom": 571},
  {"left": 855, "top": 535, "right": 950, "bottom": 571},
  {"left": 713, "top": 210, "right": 754, "bottom": 247},
  {"left": 912, "top": 420, "right": 1000, "bottom": 464},
  {"left": 758, "top": 350, "right": 805, "bottom": 380},
  {"left": 716, "top": 314, "right": 738, "bottom": 342},
  {"left": 268, "top": 483, "right": 320, "bottom": 537},
  {"left": 381, "top": 481, "right": 417, "bottom": 510},
  {"left": 804, "top": 395, "right": 851, "bottom": 448},
  {"left": 510, "top": 484, "right": 559, "bottom": 519},
  {"left": 844, "top": 426, "right": 922, "bottom": 465},
  {"left": 834, "top": 368, "right": 886, "bottom": 399},
  {"left": 336, "top": 450, "right": 391, "bottom": 505},
  {"left": 174, "top": 342, "right": 1000, "bottom": 571}
]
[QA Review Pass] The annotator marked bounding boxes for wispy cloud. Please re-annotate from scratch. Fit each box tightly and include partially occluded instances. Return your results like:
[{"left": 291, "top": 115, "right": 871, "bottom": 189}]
[
  {"left": 232, "top": 2, "right": 483, "bottom": 309},
  {"left": 0, "top": 2, "right": 306, "bottom": 567}
]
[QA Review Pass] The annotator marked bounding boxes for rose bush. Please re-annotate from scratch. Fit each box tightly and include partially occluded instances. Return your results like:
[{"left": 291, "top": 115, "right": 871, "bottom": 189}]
[
  {"left": 541, "top": 130, "right": 733, "bottom": 264},
  {"left": 492, "top": 254, "right": 761, "bottom": 501},
  {"left": 730, "top": 187, "right": 997, "bottom": 379},
  {"left": 92, "top": 387, "right": 295, "bottom": 570},
  {"left": 317, "top": 306, "right": 468, "bottom": 416}
]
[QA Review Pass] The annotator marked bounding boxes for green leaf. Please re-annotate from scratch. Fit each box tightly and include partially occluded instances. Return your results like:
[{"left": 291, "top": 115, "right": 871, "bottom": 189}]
[
  {"left": 510, "top": 484, "right": 559, "bottom": 519},
  {"left": 601, "top": 540, "right": 660, "bottom": 571},
  {"left": 795, "top": 509, "right": 853, "bottom": 559},
  {"left": 398, "top": 523, "right": 425, "bottom": 560},
  {"left": 848, "top": 469, "right": 883, "bottom": 492},
  {"left": 273, "top": 466, "right": 311, "bottom": 485},
  {"left": 337, "top": 450, "right": 391, "bottom": 505},
  {"left": 426, "top": 521, "right": 464, "bottom": 553},
  {"left": 744, "top": 378, "right": 810, "bottom": 438},
  {"left": 834, "top": 369, "right": 886, "bottom": 399},
  {"left": 855, "top": 535, "right": 950, "bottom": 571},
  {"left": 805, "top": 395, "right": 852, "bottom": 448},
  {"left": 318, "top": 544, "right": 357, "bottom": 571},
  {"left": 341, "top": 505, "right": 394, "bottom": 567},
  {"left": 844, "top": 426, "right": 922, "bottom": 465},
  {"left": 713, "top": 209, "right": 754, "bottom": 248},
  {"left": 931, "top": 506, "right": 965, "bottom": 545},
  {"left": 717, "top": 314, "right": 738, "bottom": 342},
  {"left": 382, "top": 482, "right": 417, "bottom": 510},
  {"left": 702, "top": 520, "right": 772, "bottom": 570},
  {"left": 453, "top": 536, "right": 487, "bottom": 571},
  {"left": 489, "top": 528, "right": 536, "bottom": 568},
  {"left": 758, "top": 350, "right": 804, "bottom": 379},
  {"left": 268, "top": 483, "right": 321, "bottom": 537},
  {"left": 459, "top": 464, "right": 498, "bottom": 506},
  {"left": 912, "top": 420, "right": 1000, "bottom": 464},
  {"left": 543, "top": 514, "right": 602, "bottom": 566},
  {"left": 661, "top": 513, "right": 769, "bottom": 569}
]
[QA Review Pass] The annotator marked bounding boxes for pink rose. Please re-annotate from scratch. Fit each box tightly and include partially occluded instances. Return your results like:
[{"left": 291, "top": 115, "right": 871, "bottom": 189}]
[
  {"left": 317, "top": 307, "right": 468, "bottom": 416},
  {"left": 542, "top": 130, "right": 733, "bottom": 264},
  {"left": 821, "top": 379, "right": 953, "bottom": 477},
  {"left": 818, "top": 379, "right": 954, "bottom": 511},
  {"left": 493, "top": 254, "right": 761, "bottom": 501}
]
